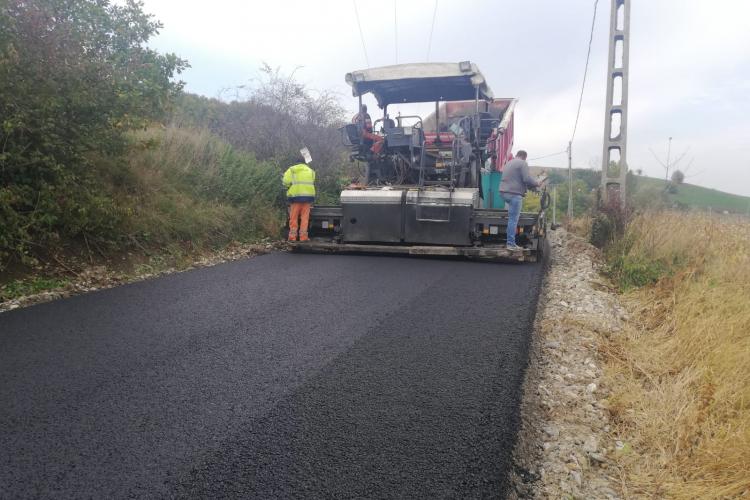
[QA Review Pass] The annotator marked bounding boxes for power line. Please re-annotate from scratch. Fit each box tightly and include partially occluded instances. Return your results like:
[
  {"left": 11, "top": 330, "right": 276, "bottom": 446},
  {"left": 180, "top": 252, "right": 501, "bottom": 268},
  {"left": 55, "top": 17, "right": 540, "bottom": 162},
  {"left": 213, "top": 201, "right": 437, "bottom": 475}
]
[
  {"left": 529, "top": 150, "right": 568, "bottom": 161},
  {"left": 426, "top": 0, "right": 438, "bottom": 61},
  {"left": 566, "top": 0, "right": 599, "bottom": 219},
  {"left": 570, "top": 0, "right": 599, "bottom": 144},
  {"left": 394, "top": 0, "right": 398, "bottom": 63},
  {"left": 353, "top": 0, "right": 370, "bottom": 66}
]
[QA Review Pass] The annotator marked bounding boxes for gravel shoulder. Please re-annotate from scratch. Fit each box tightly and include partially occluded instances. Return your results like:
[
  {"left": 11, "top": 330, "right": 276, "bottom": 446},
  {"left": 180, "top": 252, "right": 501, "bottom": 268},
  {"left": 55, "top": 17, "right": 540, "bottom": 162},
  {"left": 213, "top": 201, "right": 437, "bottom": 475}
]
[{"left": 510, "top": 228, "right": 627, "bottom": 499}]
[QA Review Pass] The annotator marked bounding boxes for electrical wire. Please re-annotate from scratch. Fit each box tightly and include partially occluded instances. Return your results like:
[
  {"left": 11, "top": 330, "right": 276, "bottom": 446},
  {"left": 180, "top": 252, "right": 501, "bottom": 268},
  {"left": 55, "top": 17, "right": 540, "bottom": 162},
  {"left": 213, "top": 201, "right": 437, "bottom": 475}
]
[
  {"left": 570, "top": 0, "right": 599, "bottom": 144},
  {"left": 353, "top": 0, "right": 370, "bottom": 66},
  {"left": 426, "top": 0, "right": 438, "bottom": 61},
  {"left": 529, "top": 150, "right": 567, "bottom": 161},
  {"left": 394, "top": 0, "right": 398, "bottom": 63}
]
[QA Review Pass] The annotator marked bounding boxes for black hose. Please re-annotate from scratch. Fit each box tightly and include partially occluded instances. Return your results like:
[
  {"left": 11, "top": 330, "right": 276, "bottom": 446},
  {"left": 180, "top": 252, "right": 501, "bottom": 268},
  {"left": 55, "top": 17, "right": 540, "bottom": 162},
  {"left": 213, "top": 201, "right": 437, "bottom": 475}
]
[{"left": 539, "top": 189, "right": 551, "bottom": 211}]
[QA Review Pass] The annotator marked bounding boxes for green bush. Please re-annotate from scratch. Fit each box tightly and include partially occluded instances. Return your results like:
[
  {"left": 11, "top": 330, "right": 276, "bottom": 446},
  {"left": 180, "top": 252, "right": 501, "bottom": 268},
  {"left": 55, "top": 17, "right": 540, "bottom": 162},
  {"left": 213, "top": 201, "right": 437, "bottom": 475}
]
[
  {"left": 0, "top": 277, "right": 69, "bottom": 301},
  {"left": 590, "top": 213, "right": 614, "bottom": 248},
  {"left": 606, "top": 253, "right": 668, "bottom": 290},
  {"left": 170, "top": 66, "right": 350, "bottom": 203},
  {"left": 0, "top": 1, "right": 348, "bottom": 274},
  {"left": 0, "top": 0, "right": 187, "bottom": 267},
  {"left": 122, "top": 127, "right": 286, "bottom": 249}
]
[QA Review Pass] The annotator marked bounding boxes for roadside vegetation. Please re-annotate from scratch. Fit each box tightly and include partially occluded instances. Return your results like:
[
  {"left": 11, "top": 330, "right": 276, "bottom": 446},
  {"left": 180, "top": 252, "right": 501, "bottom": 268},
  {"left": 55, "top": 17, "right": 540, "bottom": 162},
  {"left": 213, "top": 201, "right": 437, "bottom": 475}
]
[
  {"left": 635, "top": 176, "right": 750, "bottom": 214},
  {"left": 0, "top": 0, "right": 348, "bottom": 289},
  {"left": 537, "top": 166, "right": 750, "bottom": 216},
  {"left": 1, "top": 0, "right": 186, "bottom": 269},
  {"left": 600, "top": 212, "right": 750, "bottom": 498}
]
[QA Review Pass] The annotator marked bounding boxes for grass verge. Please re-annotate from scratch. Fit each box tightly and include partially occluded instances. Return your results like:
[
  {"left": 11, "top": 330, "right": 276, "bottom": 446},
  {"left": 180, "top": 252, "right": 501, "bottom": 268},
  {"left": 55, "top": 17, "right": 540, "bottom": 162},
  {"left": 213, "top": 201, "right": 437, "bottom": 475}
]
[
  {"left": 1, "top": 125, "right": 287, "bottom": 285},
  {"left": 602, "top": 212, "right": 750, "bottom": 498},
  {"left": 0, "top": 277, "right": 70, "bottom": 301}
]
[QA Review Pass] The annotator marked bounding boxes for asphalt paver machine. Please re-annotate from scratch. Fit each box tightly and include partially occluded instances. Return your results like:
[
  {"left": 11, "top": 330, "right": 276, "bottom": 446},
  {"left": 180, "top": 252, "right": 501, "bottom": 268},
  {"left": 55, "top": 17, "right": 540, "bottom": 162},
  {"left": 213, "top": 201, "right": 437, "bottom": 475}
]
[{"left": 294, "top": 62, "right": 547, "bottom": 262}]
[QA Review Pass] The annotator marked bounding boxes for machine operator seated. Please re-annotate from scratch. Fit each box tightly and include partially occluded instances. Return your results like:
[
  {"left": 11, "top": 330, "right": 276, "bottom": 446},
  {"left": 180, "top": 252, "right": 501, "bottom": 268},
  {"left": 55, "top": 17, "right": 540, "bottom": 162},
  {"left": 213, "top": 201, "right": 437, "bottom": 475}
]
[{"left": 351, "top": 104, "right": 384, "bottom": 155}]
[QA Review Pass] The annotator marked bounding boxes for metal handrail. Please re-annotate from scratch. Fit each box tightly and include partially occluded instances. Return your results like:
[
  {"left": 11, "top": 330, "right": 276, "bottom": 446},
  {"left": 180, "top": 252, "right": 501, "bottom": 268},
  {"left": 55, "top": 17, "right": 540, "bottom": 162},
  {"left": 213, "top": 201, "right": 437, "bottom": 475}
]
[
  {"left": 394, "top": 115, "right": 423, "bottom": 129},
  {"left": 415, "top": 187, "right": 453, "bottom": 223},
  {"left": 415, "top": 134, "right": 453, "bottom": 222}
]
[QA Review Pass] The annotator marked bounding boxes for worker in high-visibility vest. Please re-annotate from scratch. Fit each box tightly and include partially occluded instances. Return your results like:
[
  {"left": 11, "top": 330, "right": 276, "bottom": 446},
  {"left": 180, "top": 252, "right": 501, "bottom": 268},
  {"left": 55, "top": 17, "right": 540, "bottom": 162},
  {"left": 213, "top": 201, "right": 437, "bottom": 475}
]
[{"left": 283, "top": 154, "right": 316, "bottom": 242}]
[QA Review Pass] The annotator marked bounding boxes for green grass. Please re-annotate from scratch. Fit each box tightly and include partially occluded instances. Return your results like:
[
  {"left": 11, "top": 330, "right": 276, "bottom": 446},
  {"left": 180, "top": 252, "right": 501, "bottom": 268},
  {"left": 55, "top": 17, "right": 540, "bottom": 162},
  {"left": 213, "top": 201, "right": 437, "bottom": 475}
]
[
  {"left": 635, "top": 176, "right": 750, "bottom": 213},
  {"left": 119, "top": 126, "right": 287, "bottom": 249},
  {"left": 535, "top": 167, "right": 750, "bottom": 214},
  {"left": 1, "top": 277, "right": 70, "bottom": 301}
]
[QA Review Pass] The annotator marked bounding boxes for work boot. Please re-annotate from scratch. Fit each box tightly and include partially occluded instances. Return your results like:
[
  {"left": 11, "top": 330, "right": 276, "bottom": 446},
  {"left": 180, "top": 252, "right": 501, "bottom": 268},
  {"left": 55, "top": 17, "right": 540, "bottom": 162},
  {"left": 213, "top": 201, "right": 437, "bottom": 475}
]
[
  {"left": 288, "top": 231, "right": 297, "bottom": 242},
  {"left": 299, "top": 232, "right": 309, "bottom": 242},
  {"left": 506, "top": 243, "right": 522, "bottom": 251}
]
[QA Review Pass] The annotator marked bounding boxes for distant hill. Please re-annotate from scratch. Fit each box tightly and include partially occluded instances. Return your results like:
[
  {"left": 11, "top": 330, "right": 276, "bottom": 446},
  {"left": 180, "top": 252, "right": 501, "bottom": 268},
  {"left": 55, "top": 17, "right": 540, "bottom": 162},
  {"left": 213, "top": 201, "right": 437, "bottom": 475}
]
[
  {"left": 634, "top": 176, "right": 750, "bottom": 213},
  {"left": 532, "top": 167, "right": 750, "bottom": 214}
]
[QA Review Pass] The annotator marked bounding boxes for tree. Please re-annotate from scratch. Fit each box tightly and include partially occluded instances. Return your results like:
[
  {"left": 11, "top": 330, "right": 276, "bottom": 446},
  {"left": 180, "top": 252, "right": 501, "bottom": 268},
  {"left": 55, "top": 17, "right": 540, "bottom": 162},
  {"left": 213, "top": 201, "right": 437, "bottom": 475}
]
[
  {"left": 0, "top": 0, "right": 187, "bottom": 264},
  {"left": 555, "top": 179, "right": 594, "bottom": 218},
  {"left": 671, "top": 169, "right": 685, "bottom": 185},
  {"left": 172, "top": 65, "right": 349, "bottom": 203},
  {"left": 546, "top": 170, "right": 566, "bottom": 186}
]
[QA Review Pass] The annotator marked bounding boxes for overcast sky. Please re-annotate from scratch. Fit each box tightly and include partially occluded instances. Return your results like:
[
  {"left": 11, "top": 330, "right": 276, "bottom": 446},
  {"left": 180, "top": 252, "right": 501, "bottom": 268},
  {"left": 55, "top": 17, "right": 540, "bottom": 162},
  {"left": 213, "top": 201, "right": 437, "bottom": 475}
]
[{"left": 143, "top": 0, "right": 750, "bottom": 197}]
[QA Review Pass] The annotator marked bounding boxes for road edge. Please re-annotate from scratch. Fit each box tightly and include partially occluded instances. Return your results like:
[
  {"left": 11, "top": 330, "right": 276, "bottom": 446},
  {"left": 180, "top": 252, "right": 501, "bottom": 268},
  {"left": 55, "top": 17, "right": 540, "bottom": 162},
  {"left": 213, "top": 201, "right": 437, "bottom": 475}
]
[{"left": 0, "top": 242, "right": 282, "bottom": 313}]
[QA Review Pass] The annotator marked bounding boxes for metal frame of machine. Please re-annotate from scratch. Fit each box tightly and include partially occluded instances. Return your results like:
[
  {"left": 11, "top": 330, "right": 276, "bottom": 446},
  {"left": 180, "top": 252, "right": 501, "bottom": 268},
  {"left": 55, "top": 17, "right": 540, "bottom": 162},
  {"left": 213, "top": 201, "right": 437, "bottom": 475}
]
[{"left": 292, "top": 62, "right": 546, "bottom": 263}]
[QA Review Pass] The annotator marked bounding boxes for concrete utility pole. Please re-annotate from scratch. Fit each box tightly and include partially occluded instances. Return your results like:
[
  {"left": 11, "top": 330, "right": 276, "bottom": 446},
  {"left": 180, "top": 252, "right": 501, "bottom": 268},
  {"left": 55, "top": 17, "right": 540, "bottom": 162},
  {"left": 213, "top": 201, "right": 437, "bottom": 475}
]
[{"left": 600, "top": 0, "right": 630, "bottom": 206}]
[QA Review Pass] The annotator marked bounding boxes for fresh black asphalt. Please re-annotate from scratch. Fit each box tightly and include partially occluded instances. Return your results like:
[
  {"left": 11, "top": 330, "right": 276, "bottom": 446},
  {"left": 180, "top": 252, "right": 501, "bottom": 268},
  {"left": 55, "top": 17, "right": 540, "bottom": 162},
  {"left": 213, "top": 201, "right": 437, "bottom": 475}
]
[{"left": 0, "top": 251, "right": 545, "bottom": 499}]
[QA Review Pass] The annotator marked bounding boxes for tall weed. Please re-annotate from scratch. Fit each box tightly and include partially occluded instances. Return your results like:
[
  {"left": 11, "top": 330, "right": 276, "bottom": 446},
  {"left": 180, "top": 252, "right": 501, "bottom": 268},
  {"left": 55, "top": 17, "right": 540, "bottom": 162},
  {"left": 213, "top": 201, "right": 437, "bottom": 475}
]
[
  {"left": 604, "top": 212, "right": 750, "bottom": 498},
  {"left": 122, "top": 126, "right": 285, "bottom": 248}
]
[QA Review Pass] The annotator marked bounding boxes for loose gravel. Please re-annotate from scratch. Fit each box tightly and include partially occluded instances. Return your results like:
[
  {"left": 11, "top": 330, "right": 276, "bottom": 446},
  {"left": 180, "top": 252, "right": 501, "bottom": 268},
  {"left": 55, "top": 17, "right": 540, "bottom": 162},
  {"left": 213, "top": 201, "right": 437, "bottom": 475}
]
[{"left": 509, "top": 229, "right": 626, "bottom": 499}]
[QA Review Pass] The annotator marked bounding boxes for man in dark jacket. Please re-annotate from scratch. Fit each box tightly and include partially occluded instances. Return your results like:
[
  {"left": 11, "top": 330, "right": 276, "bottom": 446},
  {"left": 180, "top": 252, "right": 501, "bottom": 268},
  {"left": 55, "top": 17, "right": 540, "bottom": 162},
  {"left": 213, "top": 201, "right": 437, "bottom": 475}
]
[{"left": 498, "top": 150, "right": 541, "bottom": 250}]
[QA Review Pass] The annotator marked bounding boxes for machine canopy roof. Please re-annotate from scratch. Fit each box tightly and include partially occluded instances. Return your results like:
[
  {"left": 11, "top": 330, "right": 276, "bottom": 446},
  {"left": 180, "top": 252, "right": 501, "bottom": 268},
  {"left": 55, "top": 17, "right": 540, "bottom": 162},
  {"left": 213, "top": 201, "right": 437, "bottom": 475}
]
[{"left": 345, "top": 62, "right": 494, "bottom": 106}]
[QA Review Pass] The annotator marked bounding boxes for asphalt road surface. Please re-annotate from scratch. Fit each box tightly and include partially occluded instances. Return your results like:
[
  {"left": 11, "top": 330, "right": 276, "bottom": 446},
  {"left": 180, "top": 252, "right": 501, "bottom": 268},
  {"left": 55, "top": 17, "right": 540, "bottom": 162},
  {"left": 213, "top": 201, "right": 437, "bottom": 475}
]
[{"left": 1, "top": 252, "right": 545, "bottom": 499}]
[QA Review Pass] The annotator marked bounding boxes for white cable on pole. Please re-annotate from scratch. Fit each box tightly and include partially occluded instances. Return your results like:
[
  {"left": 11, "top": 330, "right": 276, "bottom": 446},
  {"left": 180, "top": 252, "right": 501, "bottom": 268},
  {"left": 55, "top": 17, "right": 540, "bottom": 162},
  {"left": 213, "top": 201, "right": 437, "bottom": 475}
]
[
  {"left": 426, "top": 0, "right": 438, "bottom": 61},
  {"left": 353, "top": 0, "right": 370, "bottom": 67}
]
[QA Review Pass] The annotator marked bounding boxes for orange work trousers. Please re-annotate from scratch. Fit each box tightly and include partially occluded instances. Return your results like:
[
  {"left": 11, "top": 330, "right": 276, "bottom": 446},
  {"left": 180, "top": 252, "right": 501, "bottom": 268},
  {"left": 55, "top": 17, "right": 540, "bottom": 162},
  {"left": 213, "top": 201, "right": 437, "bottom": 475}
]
[
  {"left": 288, "top": 202, "right": 312, "bottom": 241},
  {"left": 362, "top": 131, "right": 385, "bottom": 154}
]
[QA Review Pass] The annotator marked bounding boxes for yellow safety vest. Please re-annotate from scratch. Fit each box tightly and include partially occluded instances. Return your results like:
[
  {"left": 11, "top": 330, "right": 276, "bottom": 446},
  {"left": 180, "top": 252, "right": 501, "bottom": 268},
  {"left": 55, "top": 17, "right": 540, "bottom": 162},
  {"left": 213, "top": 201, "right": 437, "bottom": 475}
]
[{"left": 282, "top": 163, "right": 316, "bottom": 201}]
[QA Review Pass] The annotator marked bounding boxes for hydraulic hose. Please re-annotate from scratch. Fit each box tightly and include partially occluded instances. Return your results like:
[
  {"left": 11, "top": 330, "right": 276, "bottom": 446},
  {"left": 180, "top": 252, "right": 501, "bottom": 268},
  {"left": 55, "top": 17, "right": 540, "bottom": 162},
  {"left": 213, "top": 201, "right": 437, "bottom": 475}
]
[{"left": 539, "top": 188, "right": 551, "bottom": 211}]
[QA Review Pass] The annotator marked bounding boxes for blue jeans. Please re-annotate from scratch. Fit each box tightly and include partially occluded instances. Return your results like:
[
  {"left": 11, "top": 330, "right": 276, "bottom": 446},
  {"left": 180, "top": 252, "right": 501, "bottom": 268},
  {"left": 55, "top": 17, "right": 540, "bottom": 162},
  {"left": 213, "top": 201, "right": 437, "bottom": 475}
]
[{"left": 501, "top": 192, "right": 522, "bottom": 246}]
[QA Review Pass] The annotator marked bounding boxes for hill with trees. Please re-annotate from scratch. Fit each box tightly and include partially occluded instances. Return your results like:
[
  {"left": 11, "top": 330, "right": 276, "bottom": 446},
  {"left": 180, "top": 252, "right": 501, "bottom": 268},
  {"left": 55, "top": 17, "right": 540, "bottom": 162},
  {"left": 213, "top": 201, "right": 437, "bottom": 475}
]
[{"left": 531, "top": 166, "right": 750, "bottom": 216}]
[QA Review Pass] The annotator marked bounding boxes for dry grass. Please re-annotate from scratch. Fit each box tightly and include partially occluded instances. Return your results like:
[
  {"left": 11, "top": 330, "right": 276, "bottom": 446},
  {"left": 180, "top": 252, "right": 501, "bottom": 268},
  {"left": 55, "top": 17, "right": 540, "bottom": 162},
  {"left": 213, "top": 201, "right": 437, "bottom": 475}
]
[
  {"left": 567, "top": 214, "right": 593, "bottom": 239},
  {"left": 119, "top": 126, "right": 284, "bottom": 248},
  {"left": 604, "top": 212, "right": 750, "bottom": 498}
]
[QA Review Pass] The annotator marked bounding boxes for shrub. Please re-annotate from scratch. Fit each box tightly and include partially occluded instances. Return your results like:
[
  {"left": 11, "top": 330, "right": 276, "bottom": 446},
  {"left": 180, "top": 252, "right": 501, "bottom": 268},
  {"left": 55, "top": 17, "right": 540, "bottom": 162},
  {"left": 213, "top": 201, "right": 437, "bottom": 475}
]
[
  {"left": 171, "top": 65, "right": 349, "bottom": 201},
  {"left": 0, "top": 0, "right": 187, "bottom": 267},
  {"left": 606, "top": 252, "right": 668, "bottom": 289},
  {"left": 590, "top": 213, "right": 613, "bottom": 249},
  {"left": 122, "top": 126, "right": 286, "bottom": 249}
]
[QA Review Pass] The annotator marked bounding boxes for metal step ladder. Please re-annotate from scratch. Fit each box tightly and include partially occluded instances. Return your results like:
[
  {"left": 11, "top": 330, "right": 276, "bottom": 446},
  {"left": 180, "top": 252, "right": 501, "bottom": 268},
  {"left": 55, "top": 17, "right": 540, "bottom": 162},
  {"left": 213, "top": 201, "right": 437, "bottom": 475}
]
[
  {"left": 415, "top": 188, "right": 453, "bottom": 222},
  {"left": 415, "top": 137, "right": 455, "bottom": 223}
]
